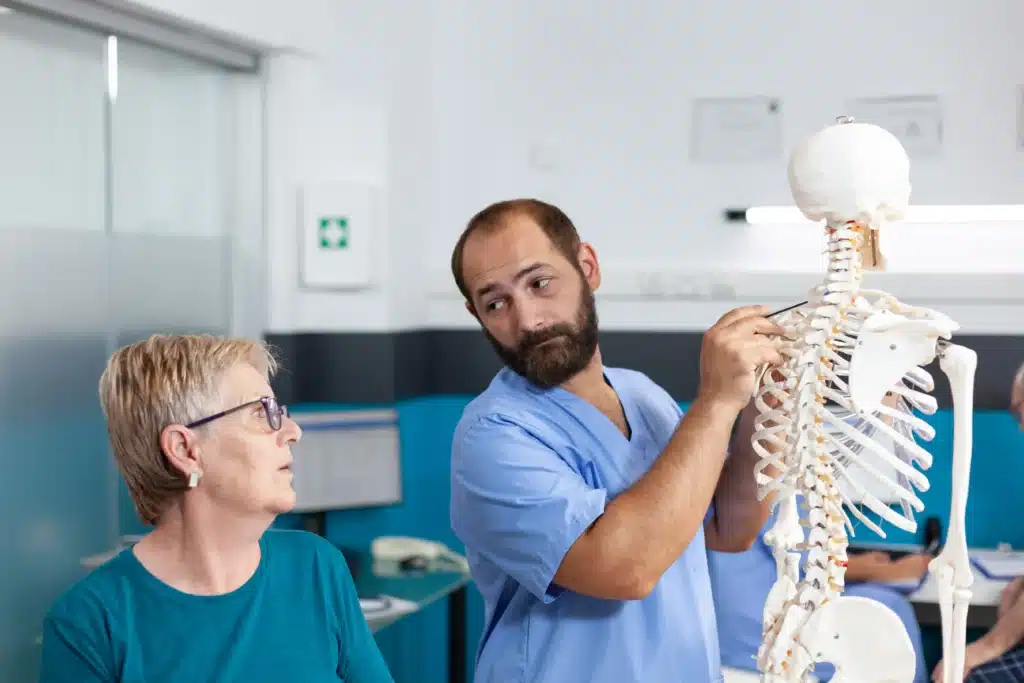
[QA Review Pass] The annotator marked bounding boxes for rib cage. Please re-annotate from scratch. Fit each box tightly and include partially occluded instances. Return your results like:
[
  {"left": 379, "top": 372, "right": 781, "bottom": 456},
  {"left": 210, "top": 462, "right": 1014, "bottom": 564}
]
[{"left": 752, "top": 297, "right": 939, "bottom": 536}]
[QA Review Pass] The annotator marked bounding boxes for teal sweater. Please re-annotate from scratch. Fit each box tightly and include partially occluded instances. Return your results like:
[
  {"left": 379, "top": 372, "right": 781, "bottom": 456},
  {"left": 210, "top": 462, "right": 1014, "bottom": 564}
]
[{"left": 39, "top": 529, "right": 395, "bottom": 683}]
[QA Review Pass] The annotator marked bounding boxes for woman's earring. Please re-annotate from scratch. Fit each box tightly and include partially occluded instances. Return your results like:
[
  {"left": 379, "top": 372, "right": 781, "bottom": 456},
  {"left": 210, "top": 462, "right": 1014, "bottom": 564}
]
[{"left": 187, "top": 471, "right": 200, "bottom": 488}]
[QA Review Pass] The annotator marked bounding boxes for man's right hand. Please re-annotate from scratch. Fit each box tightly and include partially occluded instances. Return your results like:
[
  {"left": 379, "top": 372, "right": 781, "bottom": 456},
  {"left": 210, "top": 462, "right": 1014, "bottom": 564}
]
[{"left": 697, "top": 305, "right": 786, "bottom": 412}]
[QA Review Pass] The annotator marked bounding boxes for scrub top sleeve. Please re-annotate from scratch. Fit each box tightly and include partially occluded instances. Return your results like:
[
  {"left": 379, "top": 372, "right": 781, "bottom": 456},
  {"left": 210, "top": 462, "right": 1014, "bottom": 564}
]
[{"left": 452, "top": 414, "right": 608, "bottom": 603}]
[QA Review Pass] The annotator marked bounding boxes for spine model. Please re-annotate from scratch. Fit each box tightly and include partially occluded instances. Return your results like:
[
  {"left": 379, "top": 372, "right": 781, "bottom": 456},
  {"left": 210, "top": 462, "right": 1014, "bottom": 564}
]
[
  {"left": 753, "top": 223, "right": 870, "bottom": 677},
  {"left": 748, "top": 116, "right": 976, "bottom": 683}
]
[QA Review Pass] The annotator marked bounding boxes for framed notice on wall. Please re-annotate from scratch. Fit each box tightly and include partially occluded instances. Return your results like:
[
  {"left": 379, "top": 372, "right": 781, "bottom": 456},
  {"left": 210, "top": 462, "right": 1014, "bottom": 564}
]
[
  {"left": 847, "top": 95, "right": 944, "bottom": 158},
  {"left": 298, "top": 181, "right": 377, "bottom": 290},
  {"left": 690, "top": 95, "right": 783, "bottom": 163}
]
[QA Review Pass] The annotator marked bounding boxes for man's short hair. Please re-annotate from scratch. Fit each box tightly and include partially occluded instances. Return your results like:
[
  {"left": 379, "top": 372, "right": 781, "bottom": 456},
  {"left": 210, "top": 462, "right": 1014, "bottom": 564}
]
[{"left": 450, "top": 198, "right": 582, "bottom": 302}]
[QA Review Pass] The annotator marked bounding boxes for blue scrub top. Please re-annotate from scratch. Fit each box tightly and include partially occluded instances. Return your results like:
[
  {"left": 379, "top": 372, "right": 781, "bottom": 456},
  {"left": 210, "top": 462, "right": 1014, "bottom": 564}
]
[{"left": 450, "top": 366, "right": 722, "bottom": 683}]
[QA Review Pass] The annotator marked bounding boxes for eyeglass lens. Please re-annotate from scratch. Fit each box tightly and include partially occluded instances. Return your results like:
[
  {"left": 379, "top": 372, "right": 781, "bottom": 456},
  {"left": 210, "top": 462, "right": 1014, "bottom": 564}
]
[{"left": 263, "top": 397, "right": 288, "bottom": 431}]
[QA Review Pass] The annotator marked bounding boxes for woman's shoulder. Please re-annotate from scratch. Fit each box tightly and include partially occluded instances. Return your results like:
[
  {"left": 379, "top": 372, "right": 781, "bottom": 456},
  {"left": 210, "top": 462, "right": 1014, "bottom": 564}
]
[
  {"left": 263, "top": 529, "right": 353, "bottom": 577},
  {"left": 264, "top": 528, "right": 342, "bottom": 557},
  {"left": 262, "top": 530, "right": 361, "bottom": 614},
  {"left": 45, "top": 547, "right": 137, "bottom": 637}
]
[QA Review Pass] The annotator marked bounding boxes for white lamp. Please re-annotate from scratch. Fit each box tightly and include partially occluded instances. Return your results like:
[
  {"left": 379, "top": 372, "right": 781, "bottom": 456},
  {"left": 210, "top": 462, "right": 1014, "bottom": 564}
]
[{"left": 745, "top": 204, "right": 1024, "bottom": 225}]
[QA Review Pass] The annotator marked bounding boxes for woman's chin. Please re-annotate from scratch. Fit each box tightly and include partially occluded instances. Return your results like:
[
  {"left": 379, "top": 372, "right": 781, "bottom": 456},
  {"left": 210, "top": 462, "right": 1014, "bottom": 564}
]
[{"left": 268, "top": 488, "right": 297, "bottom": 514}]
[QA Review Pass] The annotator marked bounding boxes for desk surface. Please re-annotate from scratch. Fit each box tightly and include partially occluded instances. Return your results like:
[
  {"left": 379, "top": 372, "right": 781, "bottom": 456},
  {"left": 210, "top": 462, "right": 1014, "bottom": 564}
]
[
  {"left": 849, "top": 541, "right": 1014, "bottom": 629},
  {"left": 344, "top": 551, "right": 472, "bottom": 633}
]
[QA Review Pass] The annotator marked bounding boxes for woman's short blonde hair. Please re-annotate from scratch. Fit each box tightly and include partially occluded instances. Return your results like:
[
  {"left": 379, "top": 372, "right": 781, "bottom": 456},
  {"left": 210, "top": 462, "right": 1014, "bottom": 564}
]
[{"left": 98, "top": 334, "right": 279, "bottom": 525}]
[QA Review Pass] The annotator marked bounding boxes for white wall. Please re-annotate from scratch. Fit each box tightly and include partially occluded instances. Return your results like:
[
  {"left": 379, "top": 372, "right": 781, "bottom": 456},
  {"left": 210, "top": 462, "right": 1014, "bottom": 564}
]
[
  {"left": 423, "top": 0, "right": 1024, "bottom": 333},
  {"left": 119, "top": 0, "right": 436, "bottom": 333},
  {"left": 120, "top": 0, "right": 1024, "bottom": 336}
]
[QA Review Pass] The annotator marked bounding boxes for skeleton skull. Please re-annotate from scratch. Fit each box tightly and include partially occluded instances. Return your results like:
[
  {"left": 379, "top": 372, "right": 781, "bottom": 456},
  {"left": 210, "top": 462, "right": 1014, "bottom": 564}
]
[{"left": 788, "top": 116, "right": 911, "bottom": 270}]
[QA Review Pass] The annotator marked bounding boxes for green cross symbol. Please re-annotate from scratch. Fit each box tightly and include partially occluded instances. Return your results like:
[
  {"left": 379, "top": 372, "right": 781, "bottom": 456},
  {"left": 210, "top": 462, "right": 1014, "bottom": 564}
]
[{"left": 318, "top": 217, "right": 349, "bottom": 250}]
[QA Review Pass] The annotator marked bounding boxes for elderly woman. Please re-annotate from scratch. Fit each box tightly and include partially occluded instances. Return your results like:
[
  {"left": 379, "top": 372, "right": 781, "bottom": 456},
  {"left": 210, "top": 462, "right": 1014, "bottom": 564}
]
[
  {"left": 39, "top": 334, "right": 394, "bottom": 683},
  {"left": 1013, "top": 362, "right": 1024, "bottom": 428}
]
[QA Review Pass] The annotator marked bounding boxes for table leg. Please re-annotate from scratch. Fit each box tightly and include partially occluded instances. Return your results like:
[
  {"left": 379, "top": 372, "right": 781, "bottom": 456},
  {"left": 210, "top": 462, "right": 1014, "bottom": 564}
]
[{"left": 449, "top": 585, "right": 467, "bottom": 683}]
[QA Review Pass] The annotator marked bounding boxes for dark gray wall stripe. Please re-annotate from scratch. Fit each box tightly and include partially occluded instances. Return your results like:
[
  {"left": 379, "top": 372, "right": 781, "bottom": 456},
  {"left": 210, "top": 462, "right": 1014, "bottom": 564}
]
[{"left": 264, "top": 331, "right": 1024, "bottom": 412}]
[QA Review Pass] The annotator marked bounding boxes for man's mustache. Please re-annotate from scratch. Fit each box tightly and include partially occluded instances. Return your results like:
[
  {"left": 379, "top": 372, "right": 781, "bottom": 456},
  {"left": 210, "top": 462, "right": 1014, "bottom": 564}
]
[{"left": 519, "top": 326, "right": 573, "bottom": 352}]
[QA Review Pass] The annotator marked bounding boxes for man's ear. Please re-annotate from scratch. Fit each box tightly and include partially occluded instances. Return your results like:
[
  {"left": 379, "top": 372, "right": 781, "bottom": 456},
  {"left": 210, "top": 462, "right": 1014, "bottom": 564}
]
[
  {"left": 464, "top": 300, "right": 479, "bottom": 321},
  {"left": 160, "top": 423, "right": 201, "bottom": 481},
  {"left": 577, "top": 242, "right": 601, "bottom": 290}
]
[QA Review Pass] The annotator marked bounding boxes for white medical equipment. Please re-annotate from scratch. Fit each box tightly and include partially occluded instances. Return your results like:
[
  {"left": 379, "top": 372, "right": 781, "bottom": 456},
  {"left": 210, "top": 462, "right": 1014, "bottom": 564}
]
[
  {"left": 750, "top": 116, "right": 977, "bottom": 683},
  {"left": 371, "top": 536, "right": 469, "bottom": 573}
]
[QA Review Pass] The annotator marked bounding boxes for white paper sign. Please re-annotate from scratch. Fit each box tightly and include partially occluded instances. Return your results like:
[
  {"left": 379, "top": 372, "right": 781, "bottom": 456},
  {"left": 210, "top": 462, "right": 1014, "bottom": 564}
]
[
  {"left": 299, "top": 181, "right": 376, "bottom": 290},
  {"left": 1017, "top": 86, "right": 1024, "bottom": 151},
  {"left": 847, "top": 95, "right": 944, "bottom": 158},
  {"left": 690, "top": 96, "right": 783, "bottom": 163}
]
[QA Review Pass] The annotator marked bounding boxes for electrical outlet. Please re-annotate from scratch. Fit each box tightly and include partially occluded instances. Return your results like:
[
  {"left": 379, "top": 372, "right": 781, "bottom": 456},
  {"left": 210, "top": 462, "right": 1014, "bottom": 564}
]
[
  {"left": 708, "top": 281, "right": 737, "bottom": 300},
  {"left": 638, "top": 272, "right": 664, "bottom": 299}
]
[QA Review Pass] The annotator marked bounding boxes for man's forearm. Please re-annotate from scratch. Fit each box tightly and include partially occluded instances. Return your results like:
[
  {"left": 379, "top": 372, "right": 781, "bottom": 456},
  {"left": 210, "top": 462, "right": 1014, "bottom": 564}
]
[
  {"left": 589, "top": 394, "right": 740, "bottom": 594},
  {"left": 706, "top": 400, "right": 773, "bottom": 551}
]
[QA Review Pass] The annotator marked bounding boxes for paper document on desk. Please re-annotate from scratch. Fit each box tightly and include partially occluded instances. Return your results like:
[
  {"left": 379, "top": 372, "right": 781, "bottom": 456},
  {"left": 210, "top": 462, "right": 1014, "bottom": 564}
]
[
  {"left": 360, "top": 596, "right": 419, "bottom": 620},
  {"left": 971, "top": 550, "right": 1024, "bottom": 580}
]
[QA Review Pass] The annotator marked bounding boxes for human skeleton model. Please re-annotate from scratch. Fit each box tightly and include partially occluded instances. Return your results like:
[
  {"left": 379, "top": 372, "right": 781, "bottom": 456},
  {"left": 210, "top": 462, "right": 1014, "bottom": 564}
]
[{"left": 749, "top": 116, "right": 978, "bottom": 683}]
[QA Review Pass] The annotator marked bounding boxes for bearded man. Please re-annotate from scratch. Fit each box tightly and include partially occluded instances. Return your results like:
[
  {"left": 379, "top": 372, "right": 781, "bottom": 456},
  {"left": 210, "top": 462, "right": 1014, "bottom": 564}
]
[{"left": 447, "top": 198, "right": 786, "bottom": 683}]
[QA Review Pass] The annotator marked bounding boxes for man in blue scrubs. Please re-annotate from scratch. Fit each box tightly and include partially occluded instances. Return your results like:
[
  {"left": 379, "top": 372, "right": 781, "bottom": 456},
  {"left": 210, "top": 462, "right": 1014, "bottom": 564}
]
[
  {"left": 448, "top": 198, "right": 787, "bottom": 683},
  {"left": 709, "top": 511, "right": 931, "bottom": 682}
]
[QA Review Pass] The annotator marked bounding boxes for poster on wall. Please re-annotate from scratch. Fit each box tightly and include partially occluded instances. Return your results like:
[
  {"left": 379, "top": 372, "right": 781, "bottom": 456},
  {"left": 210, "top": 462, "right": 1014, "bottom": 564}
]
[
  {"left": 690, "top": 96, "right": 783, "bottom": 163},
  {"left": 1017, "top": 86, "right": 1024, "bottom": 151},
  {"left": 298, "top": 181, "right": 377, "bottom": 290},
  {"left": 847, "top": 95, "right": 944, "bottom": 158}
]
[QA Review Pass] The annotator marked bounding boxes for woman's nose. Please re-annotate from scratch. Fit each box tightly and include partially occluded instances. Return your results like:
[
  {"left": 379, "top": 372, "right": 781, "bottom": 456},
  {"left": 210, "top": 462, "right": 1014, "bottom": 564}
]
[{"left": 280, "top": 417, "right": 302, "bottom": 443}]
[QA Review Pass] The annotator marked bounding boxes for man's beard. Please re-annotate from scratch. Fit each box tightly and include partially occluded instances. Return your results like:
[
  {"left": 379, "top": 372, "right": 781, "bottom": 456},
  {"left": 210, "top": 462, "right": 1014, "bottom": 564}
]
[{"left": 485, "top": 283, "right": 599, "bottom": 389}]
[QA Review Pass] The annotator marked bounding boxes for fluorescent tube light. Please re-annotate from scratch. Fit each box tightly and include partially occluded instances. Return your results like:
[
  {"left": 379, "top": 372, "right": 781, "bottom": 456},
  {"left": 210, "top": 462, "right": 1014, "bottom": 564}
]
[
  {"left": 745, "top": 205, "right": 1024, "bottom": 225},
  {"left": 106, "top": 35, "right": 118, "bottom": 102}
]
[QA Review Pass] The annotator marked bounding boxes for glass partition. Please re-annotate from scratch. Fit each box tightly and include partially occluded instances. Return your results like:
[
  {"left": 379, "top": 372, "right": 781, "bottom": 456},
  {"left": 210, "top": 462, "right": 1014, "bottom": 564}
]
[
  {"left": 0, "top": 11, "right": 113, "bottom": 680},
  {"left": 0, "top": 8, "right": 263, "bottom": 681},
  {"left": 109, "top": 37, "right": 242, "bottom": 535}
]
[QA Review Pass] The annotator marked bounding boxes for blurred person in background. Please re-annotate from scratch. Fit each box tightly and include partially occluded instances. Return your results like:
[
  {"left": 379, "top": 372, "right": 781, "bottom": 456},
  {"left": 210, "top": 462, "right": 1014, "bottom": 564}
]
[
  {"left": 1012, "top": 363, "right": 1024, "bottom": 429},
  {"left": 710, "top": 510, "right": 931, "bottom": 683},
  {"left": 39, "top": 334, "right": 394, "bottom": 683}
]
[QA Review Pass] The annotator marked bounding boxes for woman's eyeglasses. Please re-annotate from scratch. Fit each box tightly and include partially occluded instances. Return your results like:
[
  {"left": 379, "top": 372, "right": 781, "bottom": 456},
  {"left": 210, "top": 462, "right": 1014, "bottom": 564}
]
[{"left": 185, "top": 396, "right": 289, "bottom": 431}]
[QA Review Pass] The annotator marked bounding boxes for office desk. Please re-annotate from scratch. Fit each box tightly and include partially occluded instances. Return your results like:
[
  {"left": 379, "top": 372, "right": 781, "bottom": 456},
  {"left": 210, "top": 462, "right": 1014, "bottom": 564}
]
[
  {"left": 345, "top": 551, "right": 472, "bottom": 683},
  {"left": 849, "top": 542, "right": 1013, "bottom": 629}
]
